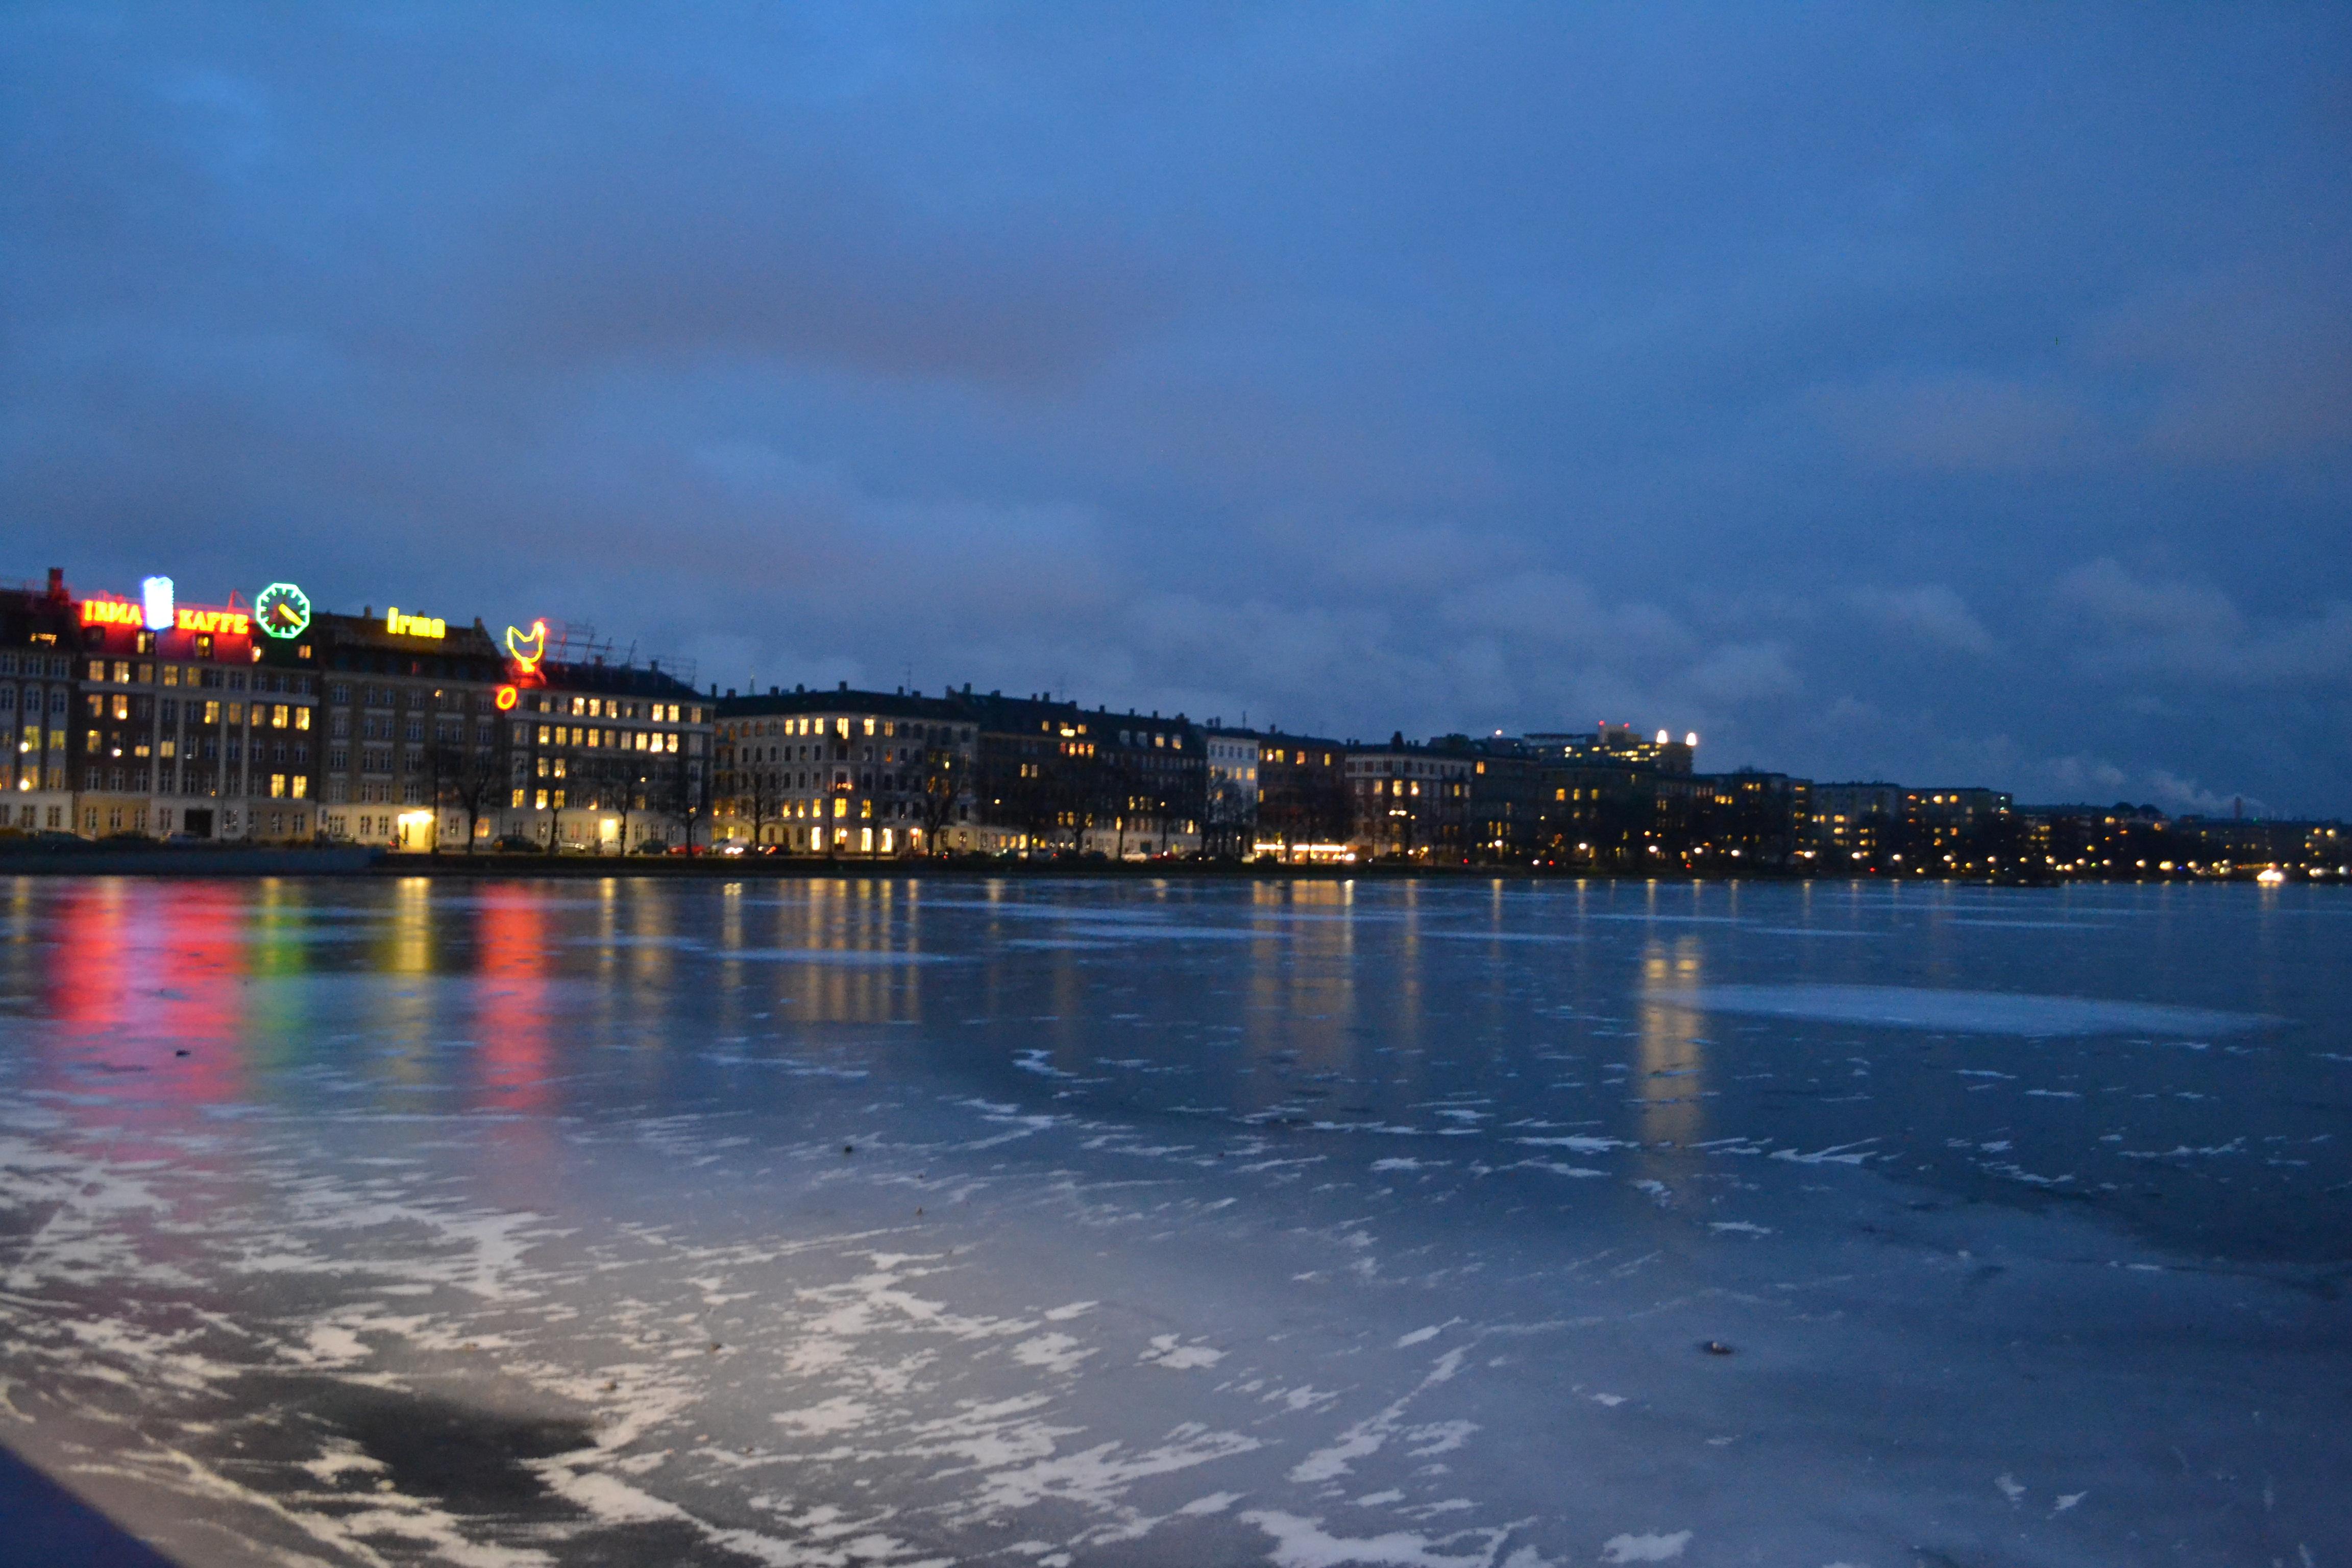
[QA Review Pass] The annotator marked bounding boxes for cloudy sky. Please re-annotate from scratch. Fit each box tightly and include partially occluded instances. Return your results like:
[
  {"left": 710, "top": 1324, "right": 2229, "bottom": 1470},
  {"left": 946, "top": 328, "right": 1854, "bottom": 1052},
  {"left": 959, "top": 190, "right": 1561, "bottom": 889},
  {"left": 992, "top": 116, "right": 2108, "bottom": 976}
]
[{"left": 5, "top": 5, "right": 2348, "bottom": 812}]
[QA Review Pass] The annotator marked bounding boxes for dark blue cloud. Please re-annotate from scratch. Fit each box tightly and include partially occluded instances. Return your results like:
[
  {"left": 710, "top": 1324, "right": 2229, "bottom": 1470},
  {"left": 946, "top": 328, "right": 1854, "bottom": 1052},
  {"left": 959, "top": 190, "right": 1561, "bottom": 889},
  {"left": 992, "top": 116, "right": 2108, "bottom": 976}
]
[{"left": 4, "top": 3, "right": 2347, "bottom": 811}]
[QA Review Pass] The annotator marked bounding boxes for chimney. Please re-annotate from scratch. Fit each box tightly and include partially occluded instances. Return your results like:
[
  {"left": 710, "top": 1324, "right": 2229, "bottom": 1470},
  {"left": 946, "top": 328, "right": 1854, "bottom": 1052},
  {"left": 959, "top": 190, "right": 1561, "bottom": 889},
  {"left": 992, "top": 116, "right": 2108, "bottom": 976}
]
[{"left": 45, "top": 567, "right": 64, "bottom": 601}]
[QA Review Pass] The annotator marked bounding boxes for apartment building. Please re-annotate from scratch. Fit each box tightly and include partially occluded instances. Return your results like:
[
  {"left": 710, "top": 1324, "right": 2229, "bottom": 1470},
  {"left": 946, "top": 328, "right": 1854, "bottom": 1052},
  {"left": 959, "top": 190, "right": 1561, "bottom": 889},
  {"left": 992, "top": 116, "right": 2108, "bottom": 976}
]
[
  {"left": 715, "top": 685, "right": 976, "bottom": 855},
  {"left": 1251, "top": 733, "right": 1351, "bottom": 859},
  {"left": 0, "top": 573, "right": 82, "bottom": 834},
  {"left": 1201, "top": 727, "right": 1261, "bottom": 857},
  {"left": 1345, "top": 737, "right": 1470, "bottom": 859},
  {"left": 499, "top": 659, "right": 711, "bottom": 852},
  {"left": 53, "top": 573, "right": 323, "bottom": 842},
  {"left": 311, "top": 607, "right": 506, "bottom": 848}
]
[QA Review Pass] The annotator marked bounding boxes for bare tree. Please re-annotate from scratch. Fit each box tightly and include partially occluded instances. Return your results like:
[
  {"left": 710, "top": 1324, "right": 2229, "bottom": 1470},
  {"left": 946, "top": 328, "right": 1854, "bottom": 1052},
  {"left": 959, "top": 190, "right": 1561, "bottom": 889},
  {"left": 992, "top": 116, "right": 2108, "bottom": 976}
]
[
  {"left": 655, "top": 743, "right": 707, "bottom": 853},
  {"left": 916, "top": 739, "right": 965, "bottom": 855},
  {"left": 434, "top": 727, "right": 504, "bottom": 854},
  {"left": 1202, "top": 769, "right": 1251, "bottom": 860},
  {"left": 734, "top": 756, "right": 783, "bottom": 849}
]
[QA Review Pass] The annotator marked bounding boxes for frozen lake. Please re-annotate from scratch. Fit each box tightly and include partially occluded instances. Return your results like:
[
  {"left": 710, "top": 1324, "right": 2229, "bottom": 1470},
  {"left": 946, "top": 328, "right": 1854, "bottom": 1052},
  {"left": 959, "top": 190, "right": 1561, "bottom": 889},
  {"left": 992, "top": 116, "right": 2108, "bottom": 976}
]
[{"left": 1, "top": 874, "right": 2346, "bottom": 1567}]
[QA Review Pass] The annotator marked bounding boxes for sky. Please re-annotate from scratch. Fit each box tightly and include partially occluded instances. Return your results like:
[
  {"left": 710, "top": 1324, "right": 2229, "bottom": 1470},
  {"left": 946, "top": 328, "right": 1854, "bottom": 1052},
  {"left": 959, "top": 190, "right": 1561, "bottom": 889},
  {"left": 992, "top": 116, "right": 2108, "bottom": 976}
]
[{"left": 4, "top": 4, "right": 2348, "bottom": 814}]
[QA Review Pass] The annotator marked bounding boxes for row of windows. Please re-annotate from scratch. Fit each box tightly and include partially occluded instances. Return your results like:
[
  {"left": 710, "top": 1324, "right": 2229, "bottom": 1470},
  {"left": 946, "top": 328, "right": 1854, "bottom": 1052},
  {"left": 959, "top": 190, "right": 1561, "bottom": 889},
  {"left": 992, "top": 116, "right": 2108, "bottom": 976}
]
[
  {"left": 534, "top": 725, "right": 681, "bottom": 753},
  {"left": 0, "top": 687, "right": 69, "bottom": 715},
  {"left": 723, "top": 768, "right": 924, "bottom": 794},
  {"left": 74, "top": 766, "right": 309, "bottom": 798},
  {"left": 730, "top": 741, "right": 928, "bottom": 766},
  {"left": 0, "top": 654, "right": 71, "bottom": 678},
  {"left": 1348, "top": 758, "right": 1459, "bottom": 778},
  {"left": 723, "top": 715, "right": 964, "bottom": 743},
  {"left": 333, "top": 682, "right": 487, "bottom": 712},
  {"left": 536, "top": 695, "right": 690, "bottom": 721},
  {"left": 75, "top": 696, "right": 313, "bottom": 729},
  {"left": 333, "top": 714, "right": 497, "bottom": 743},
  {"left": 324, "top": 682, "right": 700, "bottom": 725},
  {"left": 92, "top": 732, "right": 309, "bottom": 762},
  {"left": 326, "top": 782, "right": 431, "bottom": 805},
  {"left": 727, "top": 795, "right": 892, "bottom": 821},
  {"left": 85, "top": 659, "right": 307, "bottom": 693}
]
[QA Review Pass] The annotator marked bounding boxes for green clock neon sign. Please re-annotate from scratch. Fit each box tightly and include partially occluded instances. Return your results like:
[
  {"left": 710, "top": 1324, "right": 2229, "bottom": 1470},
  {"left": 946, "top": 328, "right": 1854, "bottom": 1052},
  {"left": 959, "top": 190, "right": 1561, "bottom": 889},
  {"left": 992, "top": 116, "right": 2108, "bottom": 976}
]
[{"left": 255, "top": 582, "right": 312, "bottom": 639}]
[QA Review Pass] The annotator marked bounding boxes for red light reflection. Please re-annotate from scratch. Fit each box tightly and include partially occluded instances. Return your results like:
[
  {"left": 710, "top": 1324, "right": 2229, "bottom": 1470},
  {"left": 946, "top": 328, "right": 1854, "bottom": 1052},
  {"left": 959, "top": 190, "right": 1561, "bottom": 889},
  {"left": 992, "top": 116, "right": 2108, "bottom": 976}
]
[
  {"left": 43, "top": 881, "right": 249, "bottom": 1113},
  {"left": 473, "top": 887, "right": 552, "bottom": 1116}
]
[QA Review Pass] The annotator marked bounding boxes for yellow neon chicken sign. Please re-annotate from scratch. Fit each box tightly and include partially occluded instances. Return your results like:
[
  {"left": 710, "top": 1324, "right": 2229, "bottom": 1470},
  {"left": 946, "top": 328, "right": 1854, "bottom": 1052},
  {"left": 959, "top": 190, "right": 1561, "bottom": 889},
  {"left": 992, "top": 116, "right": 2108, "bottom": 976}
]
[{"left": 504, "top": 619, "right": 548, "bottom": 671}]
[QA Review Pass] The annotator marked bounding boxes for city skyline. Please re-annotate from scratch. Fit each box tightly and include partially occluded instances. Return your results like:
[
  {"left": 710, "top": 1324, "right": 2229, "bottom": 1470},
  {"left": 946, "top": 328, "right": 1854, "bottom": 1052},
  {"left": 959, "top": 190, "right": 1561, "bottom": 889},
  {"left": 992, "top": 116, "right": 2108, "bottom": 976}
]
[
  {"left": 36, "top": 561, "right": 2344, "bottom": 826},
  {"left": 6, "top": 8, "right": 2348, "bottom": 814}
]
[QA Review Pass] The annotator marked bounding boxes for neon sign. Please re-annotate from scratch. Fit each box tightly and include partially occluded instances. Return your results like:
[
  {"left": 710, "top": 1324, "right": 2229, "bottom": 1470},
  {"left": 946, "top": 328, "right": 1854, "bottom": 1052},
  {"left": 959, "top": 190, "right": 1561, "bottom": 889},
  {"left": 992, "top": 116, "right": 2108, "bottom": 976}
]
[
  {"left": 80, "top": 598, "right": 142, "bottom": 627},
  {"left": 504, "top": 620, "right": 547, "bottom": 670},
  {"left": 256, "top": 582, "right": 312, "bottom": 639},
  {"left": 385, "top": 606, "right": 446, "bottom": 639},
  {"left": 495, "top": 684, "right": 520, "bottom": 711},
  {"left": 177, "top": 607, "right": 250, "bottom": 635},
  {"left": 81, "top": 595, "right": 252, "bottom": 635},
  {"left": 141, "top": 577, "right": 175, "bottom": 631}
]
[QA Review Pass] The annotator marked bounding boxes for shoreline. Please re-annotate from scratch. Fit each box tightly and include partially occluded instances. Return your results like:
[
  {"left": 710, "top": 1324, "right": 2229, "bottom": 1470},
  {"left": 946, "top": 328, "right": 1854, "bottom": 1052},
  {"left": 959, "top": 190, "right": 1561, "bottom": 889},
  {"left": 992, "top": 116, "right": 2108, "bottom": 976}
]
[{"left": 0, "top": 845, "right": 2323, "bottom": 886}]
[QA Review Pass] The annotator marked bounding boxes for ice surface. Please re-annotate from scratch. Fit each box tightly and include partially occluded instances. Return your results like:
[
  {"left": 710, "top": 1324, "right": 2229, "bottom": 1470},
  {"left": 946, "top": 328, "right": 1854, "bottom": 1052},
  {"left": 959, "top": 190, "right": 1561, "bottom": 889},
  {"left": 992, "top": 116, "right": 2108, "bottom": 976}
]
[
  {"left": 0, "top": 874, "right": 2345, "bottom": 1567},
  {"left": 1663, "top": 982, "right": 2267, "bottom": 1036}
]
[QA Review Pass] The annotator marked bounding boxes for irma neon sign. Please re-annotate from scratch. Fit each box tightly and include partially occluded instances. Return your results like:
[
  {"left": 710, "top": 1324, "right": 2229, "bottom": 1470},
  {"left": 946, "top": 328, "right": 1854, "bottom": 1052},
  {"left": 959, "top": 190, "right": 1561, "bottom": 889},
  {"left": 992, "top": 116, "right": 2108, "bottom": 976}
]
[
  {"left": 385, "top": 606, "right": 447, "bottom": 639},
  {"left": 80, "top": 597, "right": 251, "bottom": 636}
]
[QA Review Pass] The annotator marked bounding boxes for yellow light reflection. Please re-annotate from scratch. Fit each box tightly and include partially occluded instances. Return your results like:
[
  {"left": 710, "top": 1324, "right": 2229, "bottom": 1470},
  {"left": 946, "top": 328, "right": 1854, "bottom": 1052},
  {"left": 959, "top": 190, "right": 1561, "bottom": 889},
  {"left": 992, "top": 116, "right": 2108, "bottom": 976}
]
[{"left": 1635, "top": 935, "right": 1707, "bottom": 1148}]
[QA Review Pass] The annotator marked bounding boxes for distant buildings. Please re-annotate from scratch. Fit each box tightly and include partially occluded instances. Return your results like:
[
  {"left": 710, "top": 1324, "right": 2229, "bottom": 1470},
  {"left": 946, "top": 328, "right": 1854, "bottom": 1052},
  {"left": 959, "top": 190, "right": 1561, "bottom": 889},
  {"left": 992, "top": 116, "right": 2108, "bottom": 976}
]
[
  {"left": 3, "top": 569, "right": 325, "bottom": 844},
  {"left": 715, "top": 686, "right": 974, "bottom": 855},
  {"left": 1250, "top": 734, "right": 1351, "bottom": 860},
  {"left": 1202, "top": 728, "right": 1261, "bottom": 859},
  {"left": 712, "top": 687, "right": 1207, "bottom": 857},
  {"left": 1344, "top": 736, "right": 1471, "bottom": 859},
  {"left": 1809, "top": 782, "right": 1903, "bottom": 861},
  {"left": 4, "top": 562, "right": 2345, "bottom": 874},
  {"left": 4, "top": 569, "right": 711, "bottom": 851}
]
